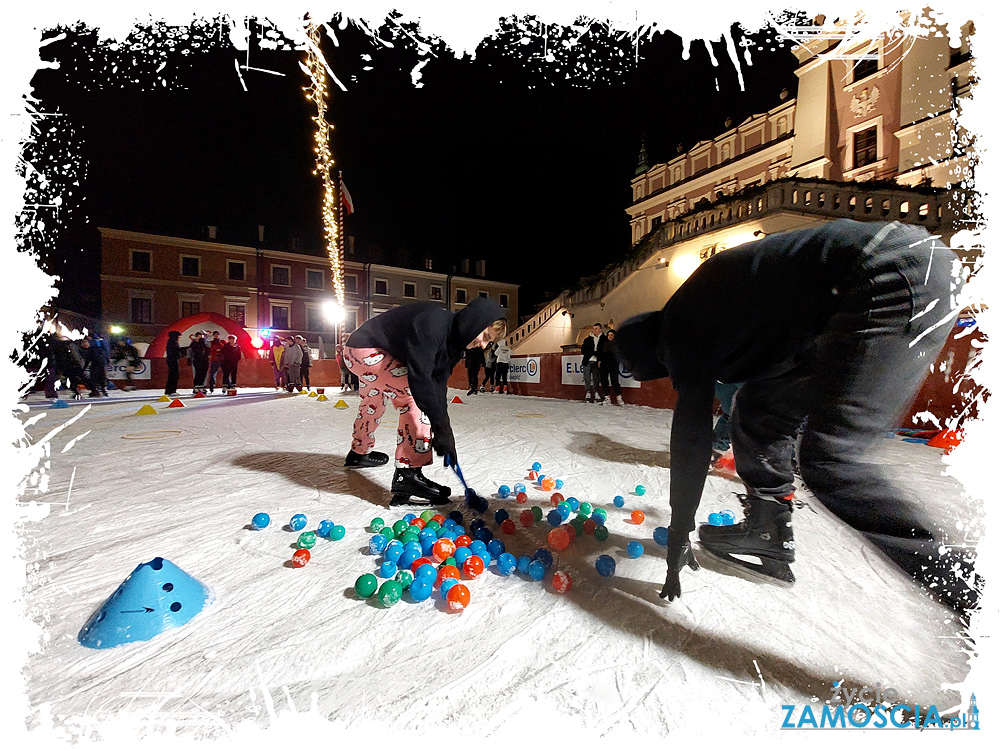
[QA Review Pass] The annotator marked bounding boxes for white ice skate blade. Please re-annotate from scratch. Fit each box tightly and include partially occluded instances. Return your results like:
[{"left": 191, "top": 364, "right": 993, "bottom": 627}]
[{"left": 695, "top": 543, "right": 795, "bottom": 588}]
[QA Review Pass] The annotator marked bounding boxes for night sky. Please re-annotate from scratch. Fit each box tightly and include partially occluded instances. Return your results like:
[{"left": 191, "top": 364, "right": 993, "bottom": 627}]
[{"left": 26, "top": 13, "right": 799, "bottom": 320}]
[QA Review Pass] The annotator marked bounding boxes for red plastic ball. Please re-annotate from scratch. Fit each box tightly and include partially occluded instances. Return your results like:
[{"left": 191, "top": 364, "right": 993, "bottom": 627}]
[
  {"left": 552, "top": 570, "right": 572, "bottom": 593},
  {"left": 519, "top": 510, "right": 535, "bottom": 527},
  {"left": 550, "top": 492, "right": 565, "bottom": 505},
  {"left": 564, "top": 524, "right": 577, "bottom": 543},
  {"left": 528, "top": 470, "right": 538, "bottom": 480},
  {"left": 455, "top": 535, "right": 473, "bottom": 548},
  {"left": 430, "top": 514, "right": 446, "bottom": 525},
  {"left": 432, "top": 538, "right": 457, "bottom": 563},
  {"left": 583, "top": 519, "right": 597, "bottom": 535},
  {"left": 462, "top": 555, "right": 485, "bottom": 579},
  {"left": 516, "top": 492, "right": 528, "bottom": 504},
  {"left": 631, "top": 509, "right": 645, "bottom": 525},
  {"left": 436, "top": 565, "right": 461, "bottom": 588},
  {"left": 446, "top": 583, "right": 471, "bottom": 612},
  {"left": 548, "top": 527, "right": 570, "bottom": 551},
  {"left": 409, "top": 518, "right": 426, "bottom": 529},
  {"left": 410, "top": 556, "right": 433, "bottom": 572},
  {"left": 501, "top": 519, "right": 517, "bottom": 535},
  {"left": 291, "top": 549, "right": 310, "bottom": 567}
]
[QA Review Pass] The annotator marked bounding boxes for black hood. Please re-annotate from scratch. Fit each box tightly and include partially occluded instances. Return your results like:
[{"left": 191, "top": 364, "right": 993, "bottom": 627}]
[
  {"left": 613, "top": 311, "right": 670, "bottom": 381},
  {"left": 449, "top": 297, "right": 504, "bottom": 354}
]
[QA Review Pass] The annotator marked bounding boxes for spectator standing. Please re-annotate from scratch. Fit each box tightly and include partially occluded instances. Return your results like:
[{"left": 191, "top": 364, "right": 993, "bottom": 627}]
[
  {"left": 164, "top": 330, "right": 181, "bottom": 396},
  {"left": 296, "top": 335, "right": 312, "bottom": 390},
  {"left": 598, "top": 328, "right": 622, "bottom": 405},
  {"left": 187, "top": 331, "right": 210, "bottom": 394},
  {"left": 580, "top": 322, "right": 606, "bottom": 403},
  {"left": 464, "top": 342, "right": 485, "bottom": 396},
  {"left": 221, "top": 334, "right": 242, "bottom": 389},
  {"left": 207, "top": 331, "right": 225, "bottom": 392},
  {"left": 270, "top": 336, "right": 286, "bottom": 390},
  {"left": 283, "top": 336, "right": 302, "bottom": 392},
  {"left": 482, "top": 343, "right": 498, "bottom": 392},
  {"left": 494, "top": 337, "right": 512, "bottom": 394}
]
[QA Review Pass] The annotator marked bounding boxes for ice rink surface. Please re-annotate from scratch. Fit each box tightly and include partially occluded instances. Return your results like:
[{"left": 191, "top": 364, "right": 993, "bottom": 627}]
[{"left": 14, "top": 386, "right": 982, "bottom": 740}]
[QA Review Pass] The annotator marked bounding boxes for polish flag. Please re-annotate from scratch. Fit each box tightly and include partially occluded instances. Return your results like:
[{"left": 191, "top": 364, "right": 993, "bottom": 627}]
[{"left": 339, "top": 178, "right": 355, "bottom": 216}]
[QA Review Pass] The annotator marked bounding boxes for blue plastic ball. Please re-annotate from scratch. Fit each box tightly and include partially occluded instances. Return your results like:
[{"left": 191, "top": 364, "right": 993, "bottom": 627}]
[
  {"left": 558, "top": 506, "right": 571, "bottom": 522},
  {"left": 478, "top": 551, "right": 492, "bottom": 568},
  {"left": 443, "top": 518, "right": 457, "bottom": 529},
  {"left": 546, "top": 510, "right": 563, "bottom": 527},
  {"left": 497, "top": 553, "right": 517, "bottom": 576},
  {"left": 591, "top": 508, "right": 608, "bottom": 525},
  {"left": 415, "top": 563, "right": 437, "bottom": 582},
  {"left": 531, "top": 461, "right": 542, "bottom": 472},
  {"left": 568, "top": 497, "right": 580, "bottom": 511},
  {"left": 537, "top": 474, "right": 546, "bottom": 483},
  {"left": 449, "top": 510, "right": 464, "bottom": 525},
  {"left": 653, "top": 527, "right": 670, "bottom": 546},
  {"left": 498, "top": 485, "right": 511, "bottom": 499},
  {"left": 419, "top": 527, "right": 436, "bottom": 540},
  {"left": 420, "top": 537, "right": 436, "bottom": 556},
  {"left": 379, "top": 561, "right": 398, "bottom": 579},
  {"left": 635, "top": 485, "right": 646, "bottom": 496},
  {"left": 517, "top": 555, "right": 533, "bottom": 574},
  {"left": 475, "top": 527, "right": 494, "bottom": 543},
  {"left": 403, "top": 541, "right": 423, "bottom": 557},
  {"left": 398, "top": 550, "right": 420, "bottom": 571},
  {"left": 369, "top": 534, "right": 389, "bottom": 555},
  {"left": 627, "top": 541, "right": 645, "bottom": 558},
  {"left": 469, "top": 540, "right": 488, "bottom": 557},
  {"left": 440, "top": 578, "right": 459, "bottom": 598},
  {"left": 469, "top": 518, "right": 486, "bottom": 534},
  {"left": 403, "top": 513, "right": 416, "bottom": 524},
  {"left": 596, "top": 555, "right": 616, "bottom": 577},
  {"left": 527, "top": 560, "right": 546, "bottom": 581},
  {"left": 289, "top": 514, "right": 307, "bottom": 531},
  {"left": 513, "top": 483, "right": 526, "bottom": 494},
  {"left": 613, "top": 495, "right": 625, "bottom": 508},
  {"left": 720, "top": 510, "right": 736, "bottom": 525},
  {"left": 533, "top": 548, "right": 554, "bottom": 569},
  {"left": 487, "top": 539, "right": 506, "bottom": 559},
  {"left": 453, "top": 525, "right": 466, "bottom": 537},
  {"left": 555, "top": 479, "right": 564, "bottom": 489},
  {"left": 454, "top": 547, "right": 472, "bottom": 567},
  {"left": 409, "top": 577, "right": 433, "bottom": 602},
  {"left": 708, "top": 513, "right": 724, "bottom": 526},
  {"left": 494, "top": 509, "right": 510, "bottom": 525},
  {"left": 317, "top": 519, "right": 334, "bottom": 537},
  {"left": 439, "top": 528, "right": 458, "bottom": 542},
  {"left": 251, "top": 512, "right": 270, "bottom": 530},
  {"left": 384, "top": 541, "right": 404, "bottom": 564}
]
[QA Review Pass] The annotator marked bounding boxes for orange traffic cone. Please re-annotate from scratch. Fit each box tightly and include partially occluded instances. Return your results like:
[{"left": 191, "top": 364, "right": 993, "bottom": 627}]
[
  {"left": 451, "top": 396, "right": 464, "bottom": 404},
  {"left": 167, "top": 399, "right": 185, "bottom": 408},
  {"left": 927, "top": 429, "right": 964, "bottom": 453}
]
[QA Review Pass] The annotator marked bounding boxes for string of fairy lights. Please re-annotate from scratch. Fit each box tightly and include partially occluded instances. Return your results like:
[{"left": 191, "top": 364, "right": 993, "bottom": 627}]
[{"left": 302, "top": 20, "right": 345, "bottom": 305}]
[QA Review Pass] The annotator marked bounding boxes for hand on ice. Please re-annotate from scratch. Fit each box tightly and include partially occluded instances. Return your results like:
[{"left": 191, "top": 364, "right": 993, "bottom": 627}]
[{"left": 660, "top": 529, "right": 700, "bottom": 602}]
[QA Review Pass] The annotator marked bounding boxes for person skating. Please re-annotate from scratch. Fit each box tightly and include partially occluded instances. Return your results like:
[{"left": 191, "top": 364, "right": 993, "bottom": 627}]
[
  {"left": 581, "top": 322, "right": 606, "bottom": 403},
  {"left": 113, "top": 338, "right": 142, "bottom": 391},
  {"left": 82, "top": 338, "right": 109, "bottom": 397},
  {"left": 187, "top": 332, "right": 210, "bottom": 394},
  {"left": 711, "top": 381, "right": 741, "bottom": 465},
  {"left": 269, "top": 336, "right": 286, "bottom": 390},
  {"left": 282, "top": 336, "right": 302, "bottom": 392},
  {"left": 494, "top": 336, "right": 512, "bottom": 394},
  {"left": 613, "top": 219, "right": 978, "bottom": 613},
  {"left": 296, "top": 335, "right": 312, "bottom": 390},
  {"left": 482, "top": 343, "right": 497, "bottom": 392},
  {"left": 464, "top": 341, "right": 485, "bottom": 396},
  {"left": 343, "top": 297, "right": 506, "bottom": 506},
  {"left": 207, "top": 331, "right": 225, "bottom": 392},
  {"left": 220, "top": 334, "right": 242, "bottom": 389},
  {"left": 164, "top": 331, "right": 181, "bottom": 396}
]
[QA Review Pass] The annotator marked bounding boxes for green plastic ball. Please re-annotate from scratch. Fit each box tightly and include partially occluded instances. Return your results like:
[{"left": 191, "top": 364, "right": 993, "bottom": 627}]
[
  {"left": 420, "top": 509, "right": 436, "bottom": 522},
  {"left": 401, "top": 529, "right": 420, "bottom": 545},
  {"left": 378, "top": 580, "right": 403, "bottom": 607},
  {"left": 297, "top": 531, "right": 317, "bottom": 549},
  {"left": 426, "top": 519, "right": 441, "bottom": 531},
  {"left": 329, "top": 524, "right": 346, "bottom": 540},
  {"left": 579, "top": 502, "right": 593, "bottom": 516},
  {"left": 594, "top": 525, "right": 609, "bottom": 542},
  {"left": 395, "top": 569, "right": 414, "bottom": 590},
  {"left": 444, "top": 556, "right": 457, "bottom": 568},
  {"left": 355, "top": 573, "right": 378, "bottom": 598},
  {"left": 370, "top": 517, "right": 385, "bottom": 533},
  {"left": 570, "top": 517, "right": 585, "bottom": 534},
  {"left": 531, "top": 506, "right": 544, "bottom": 522},
  {"left": 381, "top": 527, "right": 395, "bottom": 542},
  {"left": 392, "top": 520, "right": 408, "bottom": 537}
]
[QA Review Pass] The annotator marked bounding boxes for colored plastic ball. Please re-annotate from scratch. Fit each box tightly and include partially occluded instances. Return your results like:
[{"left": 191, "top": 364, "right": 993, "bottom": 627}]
[
  {"left": 395, "top": 569, "right": 414, "bottom": 590},
  {"left": 568, "top": 497, "right": 580, "bottom": 511},
  {"left": 369, "top": 517, "right": 385, "bottom": 533},
  {"left": 494, "top": 509, "right": 510, "bottom": 525},
  {"left": 565, "top": 524, "right": 578, "bottom": 543},
  {"left": 516, "top": 492, "right": 528, "bottom": 504},
  {"left": 398, "top": 550, "right": 420, "bottom": 572},
  {"left": 383, "top": 541, "right": 404, "bottom": 564},
  {"left": 410, "top": 517, "right": 426, "bottom": 530},
  {"left": 550, "top": 493, "right": 565, "bottom": 506},
  {"left": 439, "top": 577, "right": 459, "bottom": 598},
  {"left": 431, "top": 514, "right": 446, "bottom": 525},
  {"left": 446, "top": 584, "right": 471, "bottom": 612},
  {"left": 369, "top": 534, "right": 389, "bottom": 555},
  {"left": 479, "top": 551, "right": 492, "bottom": 569},
  {"left": 546, "top": 510, "right": 563, "bottom": 527},
  {"left": 595, "top": 555, "right": 616, "bottom": 577},
  {"left": 527, "top": 560, "right": 546, "bottom": 581},
  {"left": 559, "top": 507, "right": 571, "bottom": 522},
  {"left": 653, "top": 526, "right": 670, "bottom": 546},
  {"left": 552, "top": 570, "right": 572, "bottom": 593},
  {"left": 469, "top": 540, "right": 487, "bottom": 557},
  {"left": 436, "top": 565, "right": 461, "bottom": 588},
  {"left": 498, "top": 485, "right": 511, "bottom": 499},
  {"left": 583, "top": 519, "right": 597, "bottom": 535},
  {"left": 454, "top": 546, "right": 472, "bottom": 567},
  {"left": 448, "top": 510, "right": 464, "bottom": 525},
  {"left": 631, "top": 510, "right": 646, "bottom": 525},
  {"left": 409, "top": 577, "right": 433, "bottom": 602},
  {"left": 475, "top": 527, "right": 494, "bottom": 543},
  {"left": 355, "top": 573, "right": 378, "bottom": 598},
  {"left": 548, "top": 527, "right": 570, "bottom": 551},
  {"left": 541, "top": 476, "right": 556, "bottom": 491},
  {"left": 708, "top": 513, "right": 724, "bottom": 526},
  {"left": 531, "top": 461, "right": 542, "bottom": 472},
  {"left": 555, "top": 479, "right": 564, "bottom": 489},
  {"left": 720, "top": 510, "right": 736, "bottom": 525},
  {"left": 528, "top": 470, "right": 538, "bottom": 481},
  {"left": 469, "top": 519, "right": 486, "bottom": 534},
  {"left": 401, "top": 514, "right": 415, "bottom": 524},
  {"left": 426, "top": 520, "right": 441, "bottom": 531},
  {"left": 531, "top": 506, "right": 544, "bottom": 522},
  {"left": 455, "top": 535, "right": 473, "bottom": 548},
  {"left": 591, "top": 508, "right": 608, "bottom": 525},
  {"left": 420, "top": 509, "right": 435, "bottom": 522},
  {"left": 533, "top": 549, "right": 554, "bottom": 569},
  {"left": 432, "top": 538, "right": 457, "bottom": 562},
  {"left": 297, "top": 531, "right": 317, "bottom": 549},
  {"left": 415, "top": 563, "right": 437, "bottom": 582},
  {"left": 443, "top": 518, "right": 456, "bottom": 529},
  {"left": 400, "top": 529, "right": 420, "bottom": 545},
  {"left": 403, "top": 540, "right": 423, "bottom": 556},
  {"left": 497, "top": 553, "right": 517, "bottom": 575},
  {"left": 392, "top": 520, "right": 408, "bottom": 537},
  {"left": 329, "top": 525, "right": 346, "bottom": 541},
  {"left": 377, "top": 580, "right": 403, "bottom": 607},
  {"left": 517, "top": 555, "right": 533, "bottom": 574},
  {"left": 513, "top": 483, "right": 526, "bottom": 494},
  {"left": 594, "top": 525, "right": 609, "bottom": 542},
  {"left": 463, "top": 555, "right": 485, "bottom": 579},
  {"left": 569, "top": 517, "right": 585, "bottom": 535},
  {"left": 487, "top": 539, "right": 506, "bottom": 558},
  {"left": 579, "top": 502, "right": 593, "bottom": 517},
  {"left": 635, "top": 485, "right": 646, "bottom": 496},
  {"left": 627, "top": 540, "right": 645, "bottom": 558},
  {"left": 519, "top": 510, "right": 535, "bottom": 527},
  {"left": 420, "top": 537, "right": 436, "bottom": 556},
  {"left": 317, "top": 520, "right": 334, "bottom": 538},
  {"left": 410, "top": 556, "right": 433, "bottom": 573},
  {"left": 291, "top": 549, "right": 310, "bottom": 567},
  {"left": 379, "top": 560, "right": 398, "bottom": 579},
  {"left": 444, "top": 556, "right": 457, "bottom": 568},
  {"left": 613, "top": 495, "right": 625, "bottom": 508},
  {"left": 501, "top": 519, "right": 517, "bottom": 535},
  {"left": 251, "top": 513, "right": 270, "bottom": 530},
  {"left": 381, "top": 527, "right": 395, "bottom": 542},
  {"left": 290, "top": 514, "right": 307, "bottom": 531}
]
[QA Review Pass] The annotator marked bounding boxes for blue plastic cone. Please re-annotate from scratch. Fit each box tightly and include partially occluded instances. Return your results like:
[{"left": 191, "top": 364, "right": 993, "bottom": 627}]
[
  {"left": 51, "top": 399, "right": 69, "bottom": 409},
  {"left": 78, "top": 557, "right": 212, "bottom": 649}
]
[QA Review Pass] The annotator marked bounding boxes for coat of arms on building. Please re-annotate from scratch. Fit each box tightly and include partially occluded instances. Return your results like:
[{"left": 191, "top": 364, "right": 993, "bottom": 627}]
[{"left": 850, "top": 86, "right": 880, "bottom": 118}]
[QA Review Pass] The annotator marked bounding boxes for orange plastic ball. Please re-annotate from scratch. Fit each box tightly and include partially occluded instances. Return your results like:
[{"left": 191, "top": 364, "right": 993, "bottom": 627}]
[
  {"left": 552, "top": 570, "right": 572, "bottom": 593},
  {"left": 528, "top": 470, "right": 538, "bottom": 480},
  {"left": 516, "top": 492, "right": 528, "bottom": 504},
  {"left": 631, "top": 509, "right": 645, "bottom": 524},
  {"left": 409, "top": 518, "right": 426, "bottom": 529},
  {"left": 455, "top": 535, "right": 473, "bottom": 548},
  {"left": 501, "top": 519, "right": 517, "bottom": 535},
  {"left": 462, "top": 555, "right": 485, "bottom": 579},
  {"left": 432, "top": 538, "right": 457, "bottom": 563},
  {"left": 548, "top": 527, "right": 570, "bottom": 551},
  {"left": 541, "top": 477, "right": 556, "bottom": 491},
  {"left": 410, "top": 556, "right": 433, "bottom": 572},
  {"left": 446, "top": 583, "right": 471, "bottom": 612},
  {"left": 436, "top": 565, "right": 461, "bottom": 588},
  {"left": 291, "top": 549, "right": 310, "bottom": 567},
  {"left": 430, "top": 514, "right": 446, "bottom": 525}
]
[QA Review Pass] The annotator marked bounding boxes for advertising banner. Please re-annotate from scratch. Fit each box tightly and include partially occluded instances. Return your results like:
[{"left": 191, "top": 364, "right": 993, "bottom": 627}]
[
  {"left": 508, "top": 356, "right": 541, "bottom": 383},
  {"left": 560, "top": 355, "right": 640, "bottom": 388}
]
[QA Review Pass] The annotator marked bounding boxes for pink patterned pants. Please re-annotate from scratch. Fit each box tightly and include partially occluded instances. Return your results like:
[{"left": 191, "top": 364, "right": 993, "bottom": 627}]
[{"left": 342, "top": 347, "right": 433, "bottom": 468}]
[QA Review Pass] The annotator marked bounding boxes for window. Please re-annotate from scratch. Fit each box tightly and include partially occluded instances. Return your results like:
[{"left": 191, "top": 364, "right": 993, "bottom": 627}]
[
  {"left": 374, "top": 279, "right": 389, "bottom": 296},
  {"left": 651, "top": 217, "right": 662, "bottom": 229},
  {"left": 429, "top": 285, "right": 443, "bottom": 301},
  {"left": 306, "top": 269, "right": 325, "bottom": 289},
  {"left": 344, "top": 309, "right": 358, "bottom": 332},
  {"left": 271, "top": 305, "right": 289, "bottom": 330},
  {"left": 181, "top": 300, "right": 200, "bottom": 318},
  {"left": 424, "top": 258, "right": 433, "bottom": 270},
  {"left": 131, "top": 250, "right": 151, "bottom": 272},
  {"left": 853, "top": 126, "right": 878, "bottom": 169},
  {"left": 455, "top": 288, "right": 467, "bottom": 304},
  {"left": 479, "top": 291, "right": 489, "bottom": 299},
  {"left": 227, "top": 304, "right": 246, "bottom": 326},
  {"left": 271, "top": 265, "right": 290, "bottom": 286},
  {"left": 227, "top": 261, "right": 245, "bottom": 281},
  {"left": 403, "top": 282, "right": 417, "bottom": 298},
  {"left": 306, "top": 306, "right": 324, "bottom": 332},
  {"left": 499, "top": 293, "right": 509, "bottom": 309},
  {"left": 344, "top": 274, "right": 358, "bottom": 294},
  {"left": 130, "top": 297, "right": 152, "bottom": 323},
  {"left": 181, "top": 256, "right": 200, "bottom": 277},
  {"left": 853, "top": 56, "right": 878, "bottom": 82}
]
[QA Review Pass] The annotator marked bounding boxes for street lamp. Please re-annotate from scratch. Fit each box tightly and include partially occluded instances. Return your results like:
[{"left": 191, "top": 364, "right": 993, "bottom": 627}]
[{"left": 323, "top": 301, "right": 346, "bottom": 350}]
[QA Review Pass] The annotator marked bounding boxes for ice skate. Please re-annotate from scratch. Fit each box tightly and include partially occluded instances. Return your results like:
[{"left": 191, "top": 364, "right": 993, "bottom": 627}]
[
  {"left": 610, "top": 393, "right": 619, "bottom": 405},
  {"left": 390, "top": 467, "right": 451, "bottom": 507},
  {"left": 698, "top": 493, "right": 795, "bottom": 586},
  {"left": 345, "top": 449, "right": 389, "bottom": 468}
]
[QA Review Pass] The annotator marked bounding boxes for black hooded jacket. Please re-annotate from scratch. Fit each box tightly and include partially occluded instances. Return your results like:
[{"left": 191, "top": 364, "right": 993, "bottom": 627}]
[{"left": 346, "top": 297, "right": 503, "bottom": 436}]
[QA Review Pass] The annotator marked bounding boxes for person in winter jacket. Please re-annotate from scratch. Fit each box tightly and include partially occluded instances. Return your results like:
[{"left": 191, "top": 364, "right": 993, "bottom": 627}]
[
  {"left": 269, "top": 337, "right": 286, "bottom": 390},
  {"left": 494, "top": 336, "right": 512, "bottom": 394},
  {"left": 580, "top": 322, "right": 606, "bottom": 403},
  {"left": 221, "top": 334, "right": 242, "bottom": 389},
  {"left": 82, "top": 337, "right": 109, "bottom": 397},
  {"left": 187, "top": 331, "right": 210, "bottom": 393},
  {"left": 282, "top": 336, "right": 302, "bottom": 392},
  {"left": 613, "top": 219, "right": 977, "bottom": 613},
  {"left": 112, "top": 338, "right": 142, "bottom": 391},
  {"left": 343, "top": 297, "right": 506, "bottom": 506},
  {"left": 207, "top": 331, "right": 225, "bottom": 392},
  {"left": 464, "top": 342, "right": 486, "bottom": 396},
  {"left": 598, "top": 328, "right": 622, "bottom": 405},
  {"left": 482, "top": 342, "right": 498, "bottom": 392},
  {"left": 164, "top": 330, "right": 182, "bottom": 396},
  {"left": 296, "top": 335, "right": 312, "bottom": 390}
]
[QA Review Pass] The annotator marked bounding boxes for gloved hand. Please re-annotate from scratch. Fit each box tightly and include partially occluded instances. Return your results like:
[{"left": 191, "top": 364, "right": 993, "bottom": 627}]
[
  {"left": 432, "top": 425, "right": 457, "bottom": 467},
  {"left": 660, "top": 528, "right": 700, "bottom": 601}
]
